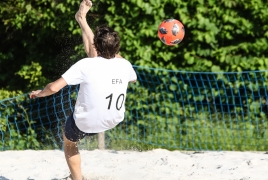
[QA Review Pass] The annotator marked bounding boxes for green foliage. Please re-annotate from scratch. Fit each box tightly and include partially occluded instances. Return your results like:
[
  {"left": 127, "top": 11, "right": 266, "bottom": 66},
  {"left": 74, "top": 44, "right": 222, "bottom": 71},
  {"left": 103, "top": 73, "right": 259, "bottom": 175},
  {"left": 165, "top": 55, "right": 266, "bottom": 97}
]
[
  {"left": 16, "top": 61, "right": 48, "bottom": 89},
  {"left": 0, "top": 97, "right": 40, "bottom": 150},
  {"left": 1, "top": 0, "right": 268, "bottom": 91},
  {"left": 0, "top": 0, "right": 84, "bottom": 91},
  {"left": 77, "top": 136, "right": 99, "bottom": 150},
  {"left": 0, "top": 89, "right": 23, "bottom": 100},
  {"left": 103, "top": 0, "right": 268, "bottom": 71},
  {"left": 1, "top": 0, "right": 268, "bottom": 151},
  {"left": 0, "top": 94, "right": 62, "bottom": 150},
  {"left": 107, "top": 69, "right": 268, "bottom": 151}
]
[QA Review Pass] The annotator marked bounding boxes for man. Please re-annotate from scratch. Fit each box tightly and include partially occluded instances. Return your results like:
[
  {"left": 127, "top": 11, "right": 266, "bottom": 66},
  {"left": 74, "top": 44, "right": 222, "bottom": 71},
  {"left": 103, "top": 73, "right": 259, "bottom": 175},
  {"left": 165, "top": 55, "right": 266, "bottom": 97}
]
[{"left": 30, "top": 1, "right": 137, "bottom": 180}]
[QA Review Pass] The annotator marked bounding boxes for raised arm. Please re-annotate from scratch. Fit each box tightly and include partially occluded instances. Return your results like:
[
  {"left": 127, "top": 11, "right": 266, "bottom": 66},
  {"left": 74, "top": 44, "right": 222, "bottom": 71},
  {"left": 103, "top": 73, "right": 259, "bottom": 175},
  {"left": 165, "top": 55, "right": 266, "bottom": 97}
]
[{"left": 75, "top": 0, "right": 97, "bottom": 58}]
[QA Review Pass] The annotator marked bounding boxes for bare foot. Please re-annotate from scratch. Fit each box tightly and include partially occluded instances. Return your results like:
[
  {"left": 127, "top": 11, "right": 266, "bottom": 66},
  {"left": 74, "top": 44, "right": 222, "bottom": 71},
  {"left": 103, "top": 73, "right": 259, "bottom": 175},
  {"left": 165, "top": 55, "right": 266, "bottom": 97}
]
[{"left": 75, "top": 0, "right": 93, "bottom": 22}]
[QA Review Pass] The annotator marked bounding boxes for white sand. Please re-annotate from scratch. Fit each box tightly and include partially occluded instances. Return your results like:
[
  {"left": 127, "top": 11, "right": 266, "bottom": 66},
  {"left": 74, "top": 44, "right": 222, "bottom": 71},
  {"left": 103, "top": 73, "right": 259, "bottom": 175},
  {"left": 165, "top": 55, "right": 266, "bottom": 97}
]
[{"left": 0, "top": 149, "right": 267, "bottom": 180}]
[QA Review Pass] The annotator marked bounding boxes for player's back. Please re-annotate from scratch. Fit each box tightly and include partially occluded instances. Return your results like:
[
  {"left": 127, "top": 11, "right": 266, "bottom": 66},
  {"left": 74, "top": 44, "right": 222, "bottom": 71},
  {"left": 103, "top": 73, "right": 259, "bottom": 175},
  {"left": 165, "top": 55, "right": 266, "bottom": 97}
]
[{"left": 63, "top": 57, "right": 136, "bottom": 133}]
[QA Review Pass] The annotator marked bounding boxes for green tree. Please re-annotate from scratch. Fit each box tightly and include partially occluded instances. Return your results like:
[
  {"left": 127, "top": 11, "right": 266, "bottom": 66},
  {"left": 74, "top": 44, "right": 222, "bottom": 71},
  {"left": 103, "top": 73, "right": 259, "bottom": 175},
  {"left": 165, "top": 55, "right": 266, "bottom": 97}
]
[
  {"left": 0, "top": 0, "right": 85, "bottom": 92},
  {"left": 103, "top": 0, "right": 268, "bottom": 71},
  {"left": 1, "top": 0, "right": 268, "bottom": 95}
]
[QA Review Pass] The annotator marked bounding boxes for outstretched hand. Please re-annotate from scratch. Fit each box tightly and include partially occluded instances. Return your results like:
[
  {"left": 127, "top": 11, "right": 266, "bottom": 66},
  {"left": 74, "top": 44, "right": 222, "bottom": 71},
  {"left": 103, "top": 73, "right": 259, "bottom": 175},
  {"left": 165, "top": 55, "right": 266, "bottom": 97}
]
[{"left": 29, "top": 90, "right": 42, "bottom": 99}]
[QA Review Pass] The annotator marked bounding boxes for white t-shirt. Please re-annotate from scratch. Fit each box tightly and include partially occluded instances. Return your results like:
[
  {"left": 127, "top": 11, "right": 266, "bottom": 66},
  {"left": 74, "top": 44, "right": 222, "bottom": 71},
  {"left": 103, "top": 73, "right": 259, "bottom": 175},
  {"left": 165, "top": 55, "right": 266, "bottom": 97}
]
[{"left": 62, "top": 57, "right": 137, "bottom": 133}]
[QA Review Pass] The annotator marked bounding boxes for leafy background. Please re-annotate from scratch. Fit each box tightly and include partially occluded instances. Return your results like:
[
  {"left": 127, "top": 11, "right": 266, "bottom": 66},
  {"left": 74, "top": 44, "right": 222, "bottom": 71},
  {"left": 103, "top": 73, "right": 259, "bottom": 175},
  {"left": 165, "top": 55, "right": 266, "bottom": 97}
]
[
  {"left": 1, "top": 0, "right": 268, "bottom": 94},
  {"left": 1, "top": 0, "right": 268, "bottom": 151}
]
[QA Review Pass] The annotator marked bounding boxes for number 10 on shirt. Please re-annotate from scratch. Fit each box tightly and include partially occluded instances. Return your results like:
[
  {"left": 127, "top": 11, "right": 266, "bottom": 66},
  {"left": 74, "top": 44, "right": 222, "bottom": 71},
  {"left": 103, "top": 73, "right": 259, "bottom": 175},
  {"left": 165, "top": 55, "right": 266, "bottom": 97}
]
[{"left": 106, "top": 93, "right": 125, "bottom": 110}]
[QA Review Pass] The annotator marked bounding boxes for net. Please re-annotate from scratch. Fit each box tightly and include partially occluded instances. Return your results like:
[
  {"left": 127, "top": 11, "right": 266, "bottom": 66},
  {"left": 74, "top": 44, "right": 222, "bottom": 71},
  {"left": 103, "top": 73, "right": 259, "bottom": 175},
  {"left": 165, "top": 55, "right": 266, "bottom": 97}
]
[{"left": 1, "top": 66, "right": 268, "bottom": 151}]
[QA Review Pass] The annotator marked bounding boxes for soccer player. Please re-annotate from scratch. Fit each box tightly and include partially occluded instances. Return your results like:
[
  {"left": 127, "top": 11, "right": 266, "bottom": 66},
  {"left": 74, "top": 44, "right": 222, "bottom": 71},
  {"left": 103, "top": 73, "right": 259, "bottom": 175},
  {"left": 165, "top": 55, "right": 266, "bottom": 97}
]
[{"left": 29, "top": 1, "right": 137, "bottom": 179}]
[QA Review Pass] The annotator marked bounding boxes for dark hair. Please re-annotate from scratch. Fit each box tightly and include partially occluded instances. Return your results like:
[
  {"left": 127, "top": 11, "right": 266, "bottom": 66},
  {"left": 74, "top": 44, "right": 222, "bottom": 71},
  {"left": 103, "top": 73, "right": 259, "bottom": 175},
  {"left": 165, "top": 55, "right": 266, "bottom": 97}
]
[{"left": 93, "top": 24, "right": 120, "bottom": 59}]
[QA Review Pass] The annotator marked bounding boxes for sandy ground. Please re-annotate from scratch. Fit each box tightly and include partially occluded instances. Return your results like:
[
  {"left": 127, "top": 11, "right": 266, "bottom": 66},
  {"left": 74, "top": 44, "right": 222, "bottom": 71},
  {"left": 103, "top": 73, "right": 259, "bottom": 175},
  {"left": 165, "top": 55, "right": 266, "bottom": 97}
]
[{"left": 0, "top": 149, "right": 267, "bottom": 180}]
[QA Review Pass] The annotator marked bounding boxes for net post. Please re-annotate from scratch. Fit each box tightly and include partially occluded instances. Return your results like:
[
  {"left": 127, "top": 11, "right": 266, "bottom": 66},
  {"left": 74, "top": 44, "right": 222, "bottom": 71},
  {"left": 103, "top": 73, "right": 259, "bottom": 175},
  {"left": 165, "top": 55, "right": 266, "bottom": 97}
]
[{"left": 98, "top": 132, "right": 105, "bottom": 150}]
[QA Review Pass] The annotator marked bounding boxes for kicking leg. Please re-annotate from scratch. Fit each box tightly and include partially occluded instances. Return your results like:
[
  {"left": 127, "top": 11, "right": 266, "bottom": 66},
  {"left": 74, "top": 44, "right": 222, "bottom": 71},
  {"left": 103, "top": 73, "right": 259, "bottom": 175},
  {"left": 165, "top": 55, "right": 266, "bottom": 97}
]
[
  {"left": 75, "top": 0, "right": 122, "bottom": 58},
  {"left": 75, "top": 0, "right": 97, "bottom": 58}
]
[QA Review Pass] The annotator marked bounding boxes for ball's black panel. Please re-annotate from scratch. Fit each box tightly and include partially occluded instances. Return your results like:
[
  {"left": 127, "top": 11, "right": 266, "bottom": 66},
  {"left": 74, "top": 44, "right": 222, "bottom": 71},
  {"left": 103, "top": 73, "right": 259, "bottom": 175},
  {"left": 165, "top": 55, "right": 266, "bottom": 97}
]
[
  {"left": 161, "top": 37, "right": 166, "bottom": 44},
  {"left": 159, "top": 27, "right": 168, "bottom": 34},
  {"left": 171, "top": 39, "right": 181, "bottom": 44}
]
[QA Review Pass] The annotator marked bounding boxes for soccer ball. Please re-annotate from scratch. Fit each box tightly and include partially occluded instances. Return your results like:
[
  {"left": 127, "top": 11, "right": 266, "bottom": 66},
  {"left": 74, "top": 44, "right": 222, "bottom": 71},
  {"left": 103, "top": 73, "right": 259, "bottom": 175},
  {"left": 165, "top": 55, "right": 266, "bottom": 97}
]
[{"left": 158, "top": 19, "right": 185, "bottom": 46}]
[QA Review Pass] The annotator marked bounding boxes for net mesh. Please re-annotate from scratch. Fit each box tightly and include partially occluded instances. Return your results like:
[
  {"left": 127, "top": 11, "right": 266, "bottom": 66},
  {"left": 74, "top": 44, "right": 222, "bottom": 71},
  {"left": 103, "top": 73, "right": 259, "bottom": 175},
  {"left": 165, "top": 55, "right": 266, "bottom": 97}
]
[{"left": 0, "top": 66, "right": 268, "bottom": 151}]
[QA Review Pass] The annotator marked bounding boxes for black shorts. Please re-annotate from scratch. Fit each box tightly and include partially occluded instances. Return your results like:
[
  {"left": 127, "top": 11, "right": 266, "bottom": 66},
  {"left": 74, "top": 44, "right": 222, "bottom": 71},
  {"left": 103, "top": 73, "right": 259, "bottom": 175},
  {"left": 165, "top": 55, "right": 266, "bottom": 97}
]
[{"left": 64, "top": 113, "right": 97, "bottom": 142}]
